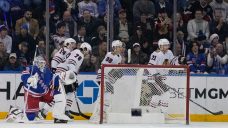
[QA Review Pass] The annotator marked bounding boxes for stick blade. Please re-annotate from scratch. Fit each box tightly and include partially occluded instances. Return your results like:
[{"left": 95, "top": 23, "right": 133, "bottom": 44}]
[{"left": 213, "top": 111, "right": 223, "bottom": 115}]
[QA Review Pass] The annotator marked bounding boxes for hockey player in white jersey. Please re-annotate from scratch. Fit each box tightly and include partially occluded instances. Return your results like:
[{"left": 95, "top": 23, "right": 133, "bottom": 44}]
[
  {"left": 37, "top": 38, "right": 77, "bottom": 120},
  {"left": 147, "top": 38, "right": 174, "bottom": 115},
  {"left": 96, "top": 40, "right": 122, "bottom": 83},
  {"left": 90, "top": 40, "right": 123, "bottom": 123},
  {"left": 51, "top": 38, "right": 76, "bottom": 73},
  {"left": 148, "top": 38, "right": 174, "bottom": 65},
  {"left": 39, "top": 42, "right": 92, "bottom": 119}
]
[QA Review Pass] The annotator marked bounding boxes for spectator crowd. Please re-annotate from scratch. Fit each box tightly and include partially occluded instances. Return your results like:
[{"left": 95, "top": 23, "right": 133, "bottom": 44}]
[{"left": 0, "top": 0, "right": 228, "bottom": 74}]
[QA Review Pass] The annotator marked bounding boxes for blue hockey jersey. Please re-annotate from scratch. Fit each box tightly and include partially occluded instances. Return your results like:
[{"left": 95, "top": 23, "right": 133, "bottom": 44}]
[
  {"left": 187, "top": 52, "right": 206, "bottom": 73},
  {"left": 21, "top": 65, "right": 53, "bottom": 97}
]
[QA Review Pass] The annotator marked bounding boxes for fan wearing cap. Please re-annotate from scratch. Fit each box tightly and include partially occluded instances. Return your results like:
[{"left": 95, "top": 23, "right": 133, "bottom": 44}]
[
  {"left": 148, "top": 38, "right": 174, "bottom": 65},
  {"left": 3, "top": 53, "right": 23, "bottom": 71},
  {"left": 130, "top": 43, "right": 148, "bottom": 64},
  {"left": 209, "top": 33, "right": 219, "bottom": 47}
]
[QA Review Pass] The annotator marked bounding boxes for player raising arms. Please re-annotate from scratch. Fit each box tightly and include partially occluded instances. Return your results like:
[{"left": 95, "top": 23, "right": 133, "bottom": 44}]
[
  {"left": 39, "top": 42, "right": 92, "bottom": 119},
  {"left": 90, "top": 40, "right": 123, "bottom": 123},
  {"left": 51, "top": 38, "right": 77, "bottom": 73}
]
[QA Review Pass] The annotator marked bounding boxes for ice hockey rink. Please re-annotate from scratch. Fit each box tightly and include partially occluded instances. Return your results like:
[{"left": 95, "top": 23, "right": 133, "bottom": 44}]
[{"left": 1, "top": 121, "right": 228, "bottom": 128}]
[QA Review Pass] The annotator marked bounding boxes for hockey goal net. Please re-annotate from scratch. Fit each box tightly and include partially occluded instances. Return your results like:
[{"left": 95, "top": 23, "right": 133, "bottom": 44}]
[{"left": 99, "top": 64, "right": 190, "bottom": 124}]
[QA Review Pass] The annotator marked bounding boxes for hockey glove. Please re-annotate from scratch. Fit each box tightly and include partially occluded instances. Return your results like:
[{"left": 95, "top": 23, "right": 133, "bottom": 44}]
[{"left": 27, "top": 73, "right": 39, "bottom": 88}]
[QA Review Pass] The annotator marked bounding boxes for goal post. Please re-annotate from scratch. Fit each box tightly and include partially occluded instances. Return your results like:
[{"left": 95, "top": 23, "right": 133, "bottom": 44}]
[{"left": 99, "top": 64, "right": 190, "bottom": 124}]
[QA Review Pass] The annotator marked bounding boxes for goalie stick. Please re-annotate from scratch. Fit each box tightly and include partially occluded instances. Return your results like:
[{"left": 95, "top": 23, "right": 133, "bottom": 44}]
[
  {"left": 166, "top": 84, "right": 223, "bottom": 115},
  {"left": 24, "top": 45, "right": 38, "bottom": 117}
]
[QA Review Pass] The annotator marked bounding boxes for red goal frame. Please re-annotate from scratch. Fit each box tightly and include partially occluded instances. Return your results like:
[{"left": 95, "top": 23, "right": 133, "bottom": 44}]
[{"left": 100, "top": 64, "right": 190, "bottom": 125}]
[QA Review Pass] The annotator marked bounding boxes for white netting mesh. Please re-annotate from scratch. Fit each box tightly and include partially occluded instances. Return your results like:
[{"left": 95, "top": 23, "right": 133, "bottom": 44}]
[{"left": 94, "top": 65, "right": 189, "bottom": 124}]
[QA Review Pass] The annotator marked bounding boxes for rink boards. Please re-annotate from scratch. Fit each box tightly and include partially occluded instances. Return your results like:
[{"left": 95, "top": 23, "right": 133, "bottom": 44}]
[{"left": 0, "top": 72, "right": 228, "bottom": 122}]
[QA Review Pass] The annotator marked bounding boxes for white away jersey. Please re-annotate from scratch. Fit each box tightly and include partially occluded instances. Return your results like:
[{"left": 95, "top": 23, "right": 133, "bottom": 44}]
[
  {"left": 51, "top": 47, "right": 71, "bottom": 69},
  {"left": 56, "top": 49, "right": 84, "bottom": 74},
  {"left": 148, "top": 50, "right": 174, "bottom": 65},
  {"left": 101, "top": 52, "right": 122, "bottom": 64}
]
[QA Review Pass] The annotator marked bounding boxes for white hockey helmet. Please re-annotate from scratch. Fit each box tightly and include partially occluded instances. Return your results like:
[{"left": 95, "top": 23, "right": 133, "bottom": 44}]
[
  {"left": 80, "top": 42, "right": 92, "bottom": 52},
  {"left": 112, "top": 40, "right": 122, "bottom": 48},
  {"left": 33, "top": 56, "right": 46, "bottom": 72},
  {"left": 158, "top": 38, "right": 170, "bottom": 48},
  {"left": 63, "top": 38, "right": 76, "bottom": 50},
  {"left": 59, "top": 70, "right": 77, "bottom": 85}
]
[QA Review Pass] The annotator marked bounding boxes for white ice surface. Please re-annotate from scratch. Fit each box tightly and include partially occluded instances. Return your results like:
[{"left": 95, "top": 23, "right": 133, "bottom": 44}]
[{"left": 1, "top": 121, "right": 228, "bottom": 128}]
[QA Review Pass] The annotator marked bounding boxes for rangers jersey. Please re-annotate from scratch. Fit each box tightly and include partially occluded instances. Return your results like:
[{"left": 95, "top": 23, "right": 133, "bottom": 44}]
[
  {"left": 21, "top": 65, "right": 53, "bottom": 97},
  {"left": 148, "top": 50, "right": 174, "bottom": 65}
]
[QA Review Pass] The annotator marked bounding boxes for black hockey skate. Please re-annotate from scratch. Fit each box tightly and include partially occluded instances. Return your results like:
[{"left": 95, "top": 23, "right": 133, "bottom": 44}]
[{"left": 54, "top": 118, "right": 68, "bottom": 123}]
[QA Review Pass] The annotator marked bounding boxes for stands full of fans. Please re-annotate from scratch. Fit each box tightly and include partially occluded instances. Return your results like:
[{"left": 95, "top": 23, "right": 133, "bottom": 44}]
[{"left": 0, "top": 0, "right": 228, "bottom": 74}]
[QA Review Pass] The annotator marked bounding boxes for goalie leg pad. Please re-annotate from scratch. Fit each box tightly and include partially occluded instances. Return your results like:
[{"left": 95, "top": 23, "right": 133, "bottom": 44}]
[{"left": 52, "top": 94, "right": 71, "bottom": 121}]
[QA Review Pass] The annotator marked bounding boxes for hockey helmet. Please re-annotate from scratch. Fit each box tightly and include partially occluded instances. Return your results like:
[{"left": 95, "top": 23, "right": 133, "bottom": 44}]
[
  {"left": 63, "top": 38, "right": 76, "bottom": 50},
  {"left": 59, "top": 70, "right": 77, "bottom": 85},
  {"left": 158, "top": 38, "right": 169, "bottom": 47},
  {"left": 33, "top": 56, "right": 46, "bottom": 72},
  {"left": 80, "top": 42, "right": 92, "bottom": 52},
  {"left": 112, "top": 40, "right": 122, "bottom": 48}
]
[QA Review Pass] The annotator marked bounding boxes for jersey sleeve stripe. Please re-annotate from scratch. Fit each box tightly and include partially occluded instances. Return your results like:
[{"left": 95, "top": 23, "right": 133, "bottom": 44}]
[{"left": 68, "top": 59, "right": 77, "bottom": 64}]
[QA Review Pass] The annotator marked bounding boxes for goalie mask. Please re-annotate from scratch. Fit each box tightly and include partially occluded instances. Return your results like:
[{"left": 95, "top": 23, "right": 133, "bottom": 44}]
[
  {"left": 63, "top": 38, "right": 76, "bottom": 51},
  {"left": 33, "top": 56, "right": 46, "bottom": 72},
  {"left": 80, "top": 42, "right": 92, "bottom": 55},
  {"left": 59, "top": 70, "right": 77, "bottom": 85},
  {"left": 158, "top": 38, "right": 170, "bottom": 51}
]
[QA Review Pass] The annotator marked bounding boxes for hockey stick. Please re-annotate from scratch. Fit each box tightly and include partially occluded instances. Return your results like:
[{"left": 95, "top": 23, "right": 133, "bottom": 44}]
[
  {"left": 69, "top": 97, "right": 91, "bottom": 119},
  {"left": 166, "top": 84, "right": 223, "bottom": 115},
  {"left": 23, "top": 45, "right": 39, "bottom": 117},
  {"left": 69, "top": 84, "right": 91, "bottom": 119}
]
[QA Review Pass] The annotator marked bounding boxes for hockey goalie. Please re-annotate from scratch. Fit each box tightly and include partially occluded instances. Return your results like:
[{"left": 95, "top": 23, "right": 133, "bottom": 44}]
[{"left": 5, "top": 56, "right": 77, "bottom": 123}]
